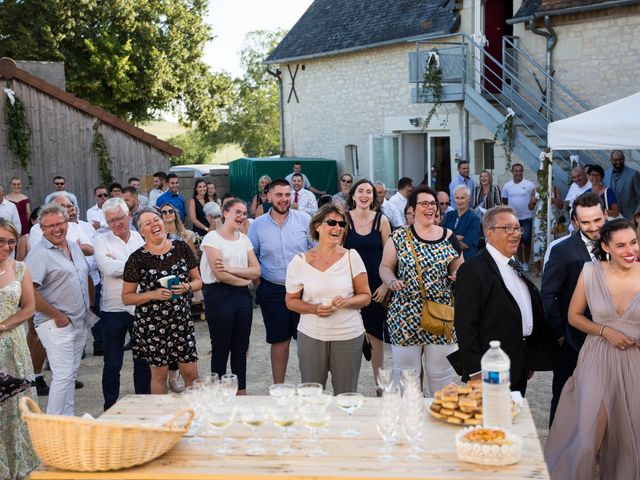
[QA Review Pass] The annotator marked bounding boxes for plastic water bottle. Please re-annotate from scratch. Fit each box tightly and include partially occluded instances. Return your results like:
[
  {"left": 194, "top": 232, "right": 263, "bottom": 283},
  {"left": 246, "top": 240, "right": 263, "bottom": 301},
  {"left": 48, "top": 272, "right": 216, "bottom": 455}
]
[{"left": 481, "top": 340, "right": 512, "bottom": 429}]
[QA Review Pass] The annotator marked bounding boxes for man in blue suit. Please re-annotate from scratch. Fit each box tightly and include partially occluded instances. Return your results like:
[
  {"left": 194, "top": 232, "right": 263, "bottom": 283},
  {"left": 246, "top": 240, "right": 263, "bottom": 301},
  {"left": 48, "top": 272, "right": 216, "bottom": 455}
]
[
  {"left": 541, "top": 192, "right": 606, "bottom": 425},
  {"left": 603, "top": 150, "right": 640, "bottom": 219}
]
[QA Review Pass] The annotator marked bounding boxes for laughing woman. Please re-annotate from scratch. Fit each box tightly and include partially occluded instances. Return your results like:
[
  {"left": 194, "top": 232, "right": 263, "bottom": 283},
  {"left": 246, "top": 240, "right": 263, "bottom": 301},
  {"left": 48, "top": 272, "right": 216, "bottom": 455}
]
[
  {"left": 122, "top": 207, "right": 202, "bottom": 394},
  {"left": 286, "top": 204, "right": 371, "bottom": 394}
]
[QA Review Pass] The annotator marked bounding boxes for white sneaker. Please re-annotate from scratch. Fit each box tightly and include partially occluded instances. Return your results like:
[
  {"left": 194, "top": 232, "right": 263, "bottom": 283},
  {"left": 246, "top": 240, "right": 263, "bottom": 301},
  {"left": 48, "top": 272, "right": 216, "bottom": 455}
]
[{"left": 521, "top": 262, "right": 529, "bottom": 272}]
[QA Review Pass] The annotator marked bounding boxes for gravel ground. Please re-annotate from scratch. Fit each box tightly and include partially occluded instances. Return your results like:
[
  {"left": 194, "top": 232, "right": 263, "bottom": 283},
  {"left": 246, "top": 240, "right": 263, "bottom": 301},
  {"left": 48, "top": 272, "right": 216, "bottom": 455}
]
[{"left": 35, "top": 304, "right": 553, "bottom": 447}]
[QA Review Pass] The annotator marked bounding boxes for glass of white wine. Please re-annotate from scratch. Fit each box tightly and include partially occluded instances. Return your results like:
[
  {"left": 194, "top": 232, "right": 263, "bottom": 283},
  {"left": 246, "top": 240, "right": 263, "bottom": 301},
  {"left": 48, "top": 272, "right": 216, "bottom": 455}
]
[
  {"left": 301, "top": 405, "right": 331, "bottom": 457},
  {"left": 270, "top": 406, "right": 297, "bottom": 455},
  {"left": 297, "top": 382, "right": 323, "bottom": 403},
  {"left": 336, "top": 392, "right": 364, "bottom": 437},
  {"left": 207, "top": 405, "right": 235, "bottom": 455},
  {"left": 268, "top": 383, "right": 296, "bottom": 405},
  {"left": 240, "top": 405, "right": 268, "bottom": 455}
]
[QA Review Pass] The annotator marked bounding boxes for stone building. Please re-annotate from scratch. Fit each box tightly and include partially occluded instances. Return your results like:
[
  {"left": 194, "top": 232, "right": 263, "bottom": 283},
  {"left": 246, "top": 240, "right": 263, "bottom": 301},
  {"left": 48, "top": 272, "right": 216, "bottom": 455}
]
[{"left": 265, "top": 0, "right": 640, "bottom": 193}]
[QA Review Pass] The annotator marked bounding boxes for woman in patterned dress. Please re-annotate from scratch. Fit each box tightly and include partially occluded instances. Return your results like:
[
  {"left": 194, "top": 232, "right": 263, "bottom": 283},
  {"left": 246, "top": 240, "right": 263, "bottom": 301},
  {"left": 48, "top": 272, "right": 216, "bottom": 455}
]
[
  {"left": 0, "top": 219, "right": 38, "bottom": 479},
  {"left": 122, "top": 207, "right": 203, "bottom": 394},
  {"left": 379, "top": 186, "right": 464, "bottom": 395}
]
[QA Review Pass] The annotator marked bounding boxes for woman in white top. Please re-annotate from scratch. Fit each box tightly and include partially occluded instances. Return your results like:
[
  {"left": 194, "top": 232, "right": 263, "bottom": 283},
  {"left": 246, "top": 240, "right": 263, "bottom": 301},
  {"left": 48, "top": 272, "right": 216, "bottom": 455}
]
[
  {"left": 286, "top": 204, "right": 371, "bottom": 394},
  {"left": 200, "top": 199, "right": 261, "bottom": 394}
]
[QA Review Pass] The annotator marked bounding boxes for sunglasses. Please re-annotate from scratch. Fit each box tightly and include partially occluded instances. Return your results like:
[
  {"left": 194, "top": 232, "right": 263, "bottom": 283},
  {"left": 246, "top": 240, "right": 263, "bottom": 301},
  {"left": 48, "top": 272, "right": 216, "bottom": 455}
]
[
  {"left": 96, "top": 193, "right": 108, "bottom": 198},
  {"left": 341, "top": 179, "right": 353, "bottom": 184},
  {"left": 323, "top": 219, "right": 347, "bottom": 228},
  {"left": 55, "top": 182, "right": 65, "bottom": 186},
  {"left": 160, "top": 209, "right": 175, "bottom": 215}
]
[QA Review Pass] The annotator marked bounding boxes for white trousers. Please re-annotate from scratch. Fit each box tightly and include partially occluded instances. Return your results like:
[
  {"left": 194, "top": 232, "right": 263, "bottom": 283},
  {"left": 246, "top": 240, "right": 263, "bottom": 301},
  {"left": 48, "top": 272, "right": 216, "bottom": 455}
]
[
  {"left": 390, "top": 343, "right": 457, "bottom": 396},
  {"left": 35, "top": 320, "right": 88, "bottom": 415}
]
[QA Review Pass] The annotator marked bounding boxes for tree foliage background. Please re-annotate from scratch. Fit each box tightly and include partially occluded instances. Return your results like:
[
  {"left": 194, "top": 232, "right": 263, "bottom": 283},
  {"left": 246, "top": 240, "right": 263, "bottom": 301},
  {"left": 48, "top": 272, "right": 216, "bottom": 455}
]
[{"left": 0, "top": 0, "right": 232, "bottom": 129}]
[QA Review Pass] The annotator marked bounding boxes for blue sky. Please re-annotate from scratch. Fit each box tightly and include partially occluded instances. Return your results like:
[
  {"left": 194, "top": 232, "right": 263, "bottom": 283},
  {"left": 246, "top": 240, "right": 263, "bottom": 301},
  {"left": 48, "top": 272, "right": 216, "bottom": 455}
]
[{"left": 204, "top": 0, "right": 314, "bottom": 77}]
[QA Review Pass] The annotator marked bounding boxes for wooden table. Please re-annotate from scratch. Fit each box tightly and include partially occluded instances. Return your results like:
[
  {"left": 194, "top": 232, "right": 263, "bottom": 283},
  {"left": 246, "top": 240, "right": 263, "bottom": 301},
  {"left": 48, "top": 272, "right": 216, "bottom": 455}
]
[{"left": 30, "top": 395, "right": 550, "bottom": 479}]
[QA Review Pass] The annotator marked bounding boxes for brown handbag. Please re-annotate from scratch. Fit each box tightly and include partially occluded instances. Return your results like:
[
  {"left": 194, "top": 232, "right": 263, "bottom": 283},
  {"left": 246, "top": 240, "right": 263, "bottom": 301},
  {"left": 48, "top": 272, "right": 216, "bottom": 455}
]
[{"left": 406, "top": 228, "right": 455, "bottom": 342}]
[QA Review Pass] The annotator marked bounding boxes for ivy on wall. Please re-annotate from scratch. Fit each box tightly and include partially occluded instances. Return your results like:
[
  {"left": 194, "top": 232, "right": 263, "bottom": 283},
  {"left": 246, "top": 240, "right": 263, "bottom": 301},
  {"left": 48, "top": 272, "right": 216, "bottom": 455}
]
[
  {"left": 494, "top": 108, "right": 515, "bottom": 172},
  {"left": 92, "top": 121, "right": 114, "bottom": 187},
  {"left": 3, "top": 85, "right": 32, "bottom": 183},
  {"left": 421, "top": 50, "right": 444, "bottom": 129}
]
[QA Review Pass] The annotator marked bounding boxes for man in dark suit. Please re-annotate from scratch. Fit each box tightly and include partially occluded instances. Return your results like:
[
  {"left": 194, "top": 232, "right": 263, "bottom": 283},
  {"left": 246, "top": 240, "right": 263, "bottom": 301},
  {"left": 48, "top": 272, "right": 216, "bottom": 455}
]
[
  {"left": 454, "top": 206, "right": 556, "bottom": 395},
  {"left": 541, "top": 192, "right": 606, "bottom": 424},
  {"left": 603, "top": 150, "right": 640, "bottom": 219}
]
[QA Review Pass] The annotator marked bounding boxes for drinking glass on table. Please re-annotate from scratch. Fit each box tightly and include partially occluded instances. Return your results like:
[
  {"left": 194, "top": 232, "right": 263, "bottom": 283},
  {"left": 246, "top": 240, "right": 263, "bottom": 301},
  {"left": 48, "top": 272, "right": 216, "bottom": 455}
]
[
  {"left": 402, "top": 395, "right": 424, "bottom": 461},
  {"left": 271, "top": 406, "right": 298, "bottom": 455},
  {"left": 269, "top": 383, "right": 296, "bottom": 405},
  {"left": 207, "top": 404, "right": 235, "bottom": 455},
  {"left": 304, "top": 390, "right": 333, "bottom": 410},
  {"left": 301, "top": 404, "right": 331, "bottom": 457},
  {"left": 240, "top": 405, "right": 268, "bottom": 455},
  {"left": 297, "top": 382, "right": 323, "bottom": 401},
  {"left": 182, "top": 386, "right": 206, "bottom": 443},
  {"left": 376, "top": 367, "right": 394, "bottom": 394},
  {"left": 377, "top": 407, "right": 399, "bottom": 462},
  {"left": 221, "top": 374, "right": 239, "bottom": 402},
  {"left": 336, "top": 392, "right": 364, "bottom": 437}
]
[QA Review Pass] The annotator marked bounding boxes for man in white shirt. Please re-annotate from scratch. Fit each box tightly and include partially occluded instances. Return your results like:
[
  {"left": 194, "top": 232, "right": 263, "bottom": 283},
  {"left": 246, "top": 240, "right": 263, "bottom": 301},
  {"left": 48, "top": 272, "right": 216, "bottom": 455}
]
[
  {"left": 94, "top": 198, "right": 150, "bottom": 410},
  {"left": 0, "top": 186, "right": 21, "bottom": 232},
  {"left": 87, "top": 186, "right": 109, "bottom": 231},
  {"left": 285, "top": 161, "right": 325, "bottom": 195},
  {"left": 388, "top": 177, "right": 414, "bottom": 216},
  {"left": 501, "top": 163, "right": 536, "bottom": 272},
  {"left": 564, "top": 166, "right": 591, "bottom": 209},
  {"left": 291, "top": 173, "right": 318, "bottom": 216},
  {"left": 148, "top": 171, "right": 168, "bottom": 207},
  {"left": 374, "top": 182, "right": 404, "bottom": 229},
  {"left": 128, "top": 177, "right": 149, "bottom": 208},
  {"left": 43, "top": 176, "right": 79, "bottom": 213}
]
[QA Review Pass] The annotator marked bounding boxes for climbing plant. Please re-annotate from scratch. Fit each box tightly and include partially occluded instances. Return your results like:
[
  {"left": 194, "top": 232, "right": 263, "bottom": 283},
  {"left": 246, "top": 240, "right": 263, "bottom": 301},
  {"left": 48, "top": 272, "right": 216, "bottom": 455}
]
[
  {"left": 92, "top": 122, "right": 113, "bottom": 187},
  {"left": 421, "top": 50, "right": 445, "bottom": 129},
  {"left": 494, "top": 109, "right": 515, "bottom": 171},
  {"left": 3, "top": 85, "right": 32, "bottom": 183}
]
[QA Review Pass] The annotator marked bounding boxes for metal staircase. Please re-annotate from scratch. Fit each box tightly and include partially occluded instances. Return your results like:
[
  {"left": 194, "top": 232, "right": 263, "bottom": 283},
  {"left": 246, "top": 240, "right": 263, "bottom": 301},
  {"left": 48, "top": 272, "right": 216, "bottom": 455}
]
[{"left": 409, "top": 32, "right": 639, "bottom": 187}]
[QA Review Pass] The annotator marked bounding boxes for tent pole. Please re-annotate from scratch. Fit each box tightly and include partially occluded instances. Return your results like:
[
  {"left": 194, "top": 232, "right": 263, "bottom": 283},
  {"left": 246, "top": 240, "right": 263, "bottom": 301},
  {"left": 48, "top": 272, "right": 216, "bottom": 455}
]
[{"left": 547, "top": 150, "right": 553, "bottom": 250}]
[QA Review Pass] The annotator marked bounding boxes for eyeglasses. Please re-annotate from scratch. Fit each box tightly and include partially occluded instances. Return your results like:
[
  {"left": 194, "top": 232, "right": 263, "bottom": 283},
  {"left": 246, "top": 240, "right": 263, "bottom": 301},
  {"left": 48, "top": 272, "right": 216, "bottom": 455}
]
[
  {"left": 439, "top": 202, "right": 450, "bottom": 206},
  {"left": 323, "top": 219, "right": 347, "bottom": 228},
  {"left": 160, "top": 209, "right": 175, "bottom": 215},
  {"left": 106, "top": 214, "right": 127, "bottom": 225},
  {"left": 41, "top": 221, "right": 67, "bottom": 230},
  {"left": 416, "top": 201, "right": 438, "bottom": 208},
  {"left": 96, "top": 193, "right": 108, "bottom": 198},
  {"left": 0, "top": 238, "right": 17, "bottom": 247},
  {"left": 490, "top": 225, "right": 524, "bottom": 235},
  {"left": 233, "top": 210, "right": 248, "bottom": 218},
  {"left": 341, "top": 179, "right": 353, "bottom": 184}
]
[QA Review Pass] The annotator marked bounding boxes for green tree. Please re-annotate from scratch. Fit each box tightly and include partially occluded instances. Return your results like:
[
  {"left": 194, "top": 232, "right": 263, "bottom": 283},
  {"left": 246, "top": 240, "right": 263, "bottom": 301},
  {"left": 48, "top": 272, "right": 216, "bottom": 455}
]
[
  {"left": 0, "top": 0, "right": 231, "bottom": 127},
  {"left": 212, "top": 29, "right": 285, "bottom": 157},
  {"left": 167, "top": 129, "right": 216, "bottom": 166}
]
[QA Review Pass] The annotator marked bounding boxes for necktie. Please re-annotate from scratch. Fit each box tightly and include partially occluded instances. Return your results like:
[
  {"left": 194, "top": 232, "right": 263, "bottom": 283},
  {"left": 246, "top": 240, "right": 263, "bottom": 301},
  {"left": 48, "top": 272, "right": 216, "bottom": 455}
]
[
  {"left": 508, "top": 258, "right": 527, "bottom": 280},
  {"left": 294, "top": 192, "right": 299, "bottom": 204}
]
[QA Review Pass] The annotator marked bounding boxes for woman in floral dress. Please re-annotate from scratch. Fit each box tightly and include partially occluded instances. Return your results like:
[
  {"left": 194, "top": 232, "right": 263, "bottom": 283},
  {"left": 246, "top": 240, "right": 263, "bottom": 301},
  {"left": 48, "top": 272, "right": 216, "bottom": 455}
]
[{"left": 0, "top": 219, "right": 38, "bottom": 479}]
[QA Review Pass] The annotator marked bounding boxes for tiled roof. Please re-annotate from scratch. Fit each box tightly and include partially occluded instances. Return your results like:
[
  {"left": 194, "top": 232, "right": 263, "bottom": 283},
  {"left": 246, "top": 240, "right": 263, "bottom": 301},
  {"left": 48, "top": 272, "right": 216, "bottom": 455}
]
[
  {"left": 0, "top": 57, "right": 181, "bottom": 156},
  {"left": 512, "top": 0, "right": 640, "bottom": 22},
  {"left": 265, "top": 0, "right": 460, "bottom": 64}
]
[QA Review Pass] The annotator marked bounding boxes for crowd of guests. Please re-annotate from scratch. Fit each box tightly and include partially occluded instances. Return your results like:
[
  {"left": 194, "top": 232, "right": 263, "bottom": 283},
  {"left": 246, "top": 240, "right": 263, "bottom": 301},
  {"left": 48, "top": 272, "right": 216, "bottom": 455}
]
[{"left": 1, "top": 151, "right": 640, "bottom": 479}]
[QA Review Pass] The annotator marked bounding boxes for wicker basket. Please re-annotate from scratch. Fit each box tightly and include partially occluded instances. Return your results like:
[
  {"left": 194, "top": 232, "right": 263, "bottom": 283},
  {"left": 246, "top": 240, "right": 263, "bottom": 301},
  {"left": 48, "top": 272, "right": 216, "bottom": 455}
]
[{"left": 19, "top": 397, "right": 193, "bottom": 472}]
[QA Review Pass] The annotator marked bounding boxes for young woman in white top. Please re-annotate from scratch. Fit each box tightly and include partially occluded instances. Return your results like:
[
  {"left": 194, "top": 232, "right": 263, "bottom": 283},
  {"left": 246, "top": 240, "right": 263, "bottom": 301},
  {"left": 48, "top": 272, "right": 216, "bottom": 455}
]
[
  {"left": 200, "top": 199, "right": 261, "bottom": 394},
  {"left": 285, "top": 204, "right": 371, "bottom": 394}
]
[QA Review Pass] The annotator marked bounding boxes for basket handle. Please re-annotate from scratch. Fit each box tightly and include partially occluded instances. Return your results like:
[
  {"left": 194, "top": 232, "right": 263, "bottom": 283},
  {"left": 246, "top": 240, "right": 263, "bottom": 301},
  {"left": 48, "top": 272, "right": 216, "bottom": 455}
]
[
  {"left": 165, "top": 408, "right": 194, "bottom": 431},
  {"left": 19, "top": 396, "right": 42, "bottom": 416}
]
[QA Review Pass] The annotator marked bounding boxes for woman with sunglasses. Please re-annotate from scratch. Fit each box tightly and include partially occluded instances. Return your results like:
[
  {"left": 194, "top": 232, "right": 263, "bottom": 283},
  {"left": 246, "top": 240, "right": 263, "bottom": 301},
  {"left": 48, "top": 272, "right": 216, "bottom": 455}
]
[
  {"left": 343, "top": 179, "right": 391, "bottom": 395},
  {"left": 286, "top": 204, "right": 371, "bottom": 394},
  {"left": 201, "top": 199, "right": 260, "bottom": 394},
  {"left": 188, "top": 179, "right": 214, "bottom": 236},
  {"left": 0, "top": 219, "right": 39, "bottom": 478},
  {"left": 250, "top": 175, "right": 272, "bottom": 218},
  {"left": 332, "top": 174, "right": 353, "bottom": 209},
  {"left": 159, "top": 203, "right": 198, "bottom": 259},
  {"left": 379, "top": 186, "right": 464, "bottom": 394},
  {"left": 5, "top": 178, "right": 30, "bottom": 236}
]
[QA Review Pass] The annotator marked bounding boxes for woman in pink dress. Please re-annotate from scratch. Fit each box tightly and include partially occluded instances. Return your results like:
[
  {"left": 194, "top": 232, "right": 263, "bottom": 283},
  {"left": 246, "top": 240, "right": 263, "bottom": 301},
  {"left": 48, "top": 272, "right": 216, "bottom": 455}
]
[
  {"left": 544, "top": 218, "right": 640, "bottom": 479},
  {"left": 5, "top": 178, "right": 30, "bottom": 236}
]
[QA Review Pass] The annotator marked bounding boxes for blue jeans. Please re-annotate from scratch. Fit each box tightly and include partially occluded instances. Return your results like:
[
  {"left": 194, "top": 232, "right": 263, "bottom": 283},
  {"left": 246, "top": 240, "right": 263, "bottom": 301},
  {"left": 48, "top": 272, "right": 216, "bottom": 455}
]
[
  {"left": 204, "top": 283, "right": 253, "bottom": 390},
  {"left": 101, "top": 311, "right": 151, "bottom": 410}
]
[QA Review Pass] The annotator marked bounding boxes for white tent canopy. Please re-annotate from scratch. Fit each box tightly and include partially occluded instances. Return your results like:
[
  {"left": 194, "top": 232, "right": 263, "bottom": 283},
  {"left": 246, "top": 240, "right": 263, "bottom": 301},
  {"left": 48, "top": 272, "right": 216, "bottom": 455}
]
[{"left": 548, "top": 91, "right": 640, "bottom": 150}]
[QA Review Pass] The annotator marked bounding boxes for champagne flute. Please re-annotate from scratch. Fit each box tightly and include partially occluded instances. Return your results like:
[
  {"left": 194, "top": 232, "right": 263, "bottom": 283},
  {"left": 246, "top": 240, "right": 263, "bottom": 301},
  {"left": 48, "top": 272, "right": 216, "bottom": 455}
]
[
  {"left": 271, "top": 406, "right": 297, "bottom": 455},
  {"left": 376, "top": 367, "right": 393, "bottom": 394},
  {"left": 182, "top": 386, "right": 205, "bottom": 444},
  {"left": 301, "top": 405, "right": 331, "bottom": 457},
  {"left": 377, "top": 408, "right": 398, "bottom": 462},
  {"left": 207, "top": 405, "right": 235, "bottom": 455},
  {"left": 240, "top": 406, "right": 268, "bottom": 455},
  {"left": 221, "top": 374, "right": 238, "bottom": 402},
  {"left": 336, "top": 392, "right": 364, "bottom": 437}
]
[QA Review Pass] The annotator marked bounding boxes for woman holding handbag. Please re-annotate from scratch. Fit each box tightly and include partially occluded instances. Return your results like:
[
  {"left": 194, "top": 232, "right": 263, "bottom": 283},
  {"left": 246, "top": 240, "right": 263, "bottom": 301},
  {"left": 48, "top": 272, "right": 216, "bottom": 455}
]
[
  {"left": 285, "top": 204, "right": 371, "bottom": 394},
  {"left": 379, "top": 186, "right": 464, "bottom": 395}
]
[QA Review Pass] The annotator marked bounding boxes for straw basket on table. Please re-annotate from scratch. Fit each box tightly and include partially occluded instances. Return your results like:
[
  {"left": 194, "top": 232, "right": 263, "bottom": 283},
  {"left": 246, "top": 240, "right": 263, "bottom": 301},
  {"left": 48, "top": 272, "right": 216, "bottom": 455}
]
[{"left": 19, "top": 397, "right": 194, "bottom": 472}]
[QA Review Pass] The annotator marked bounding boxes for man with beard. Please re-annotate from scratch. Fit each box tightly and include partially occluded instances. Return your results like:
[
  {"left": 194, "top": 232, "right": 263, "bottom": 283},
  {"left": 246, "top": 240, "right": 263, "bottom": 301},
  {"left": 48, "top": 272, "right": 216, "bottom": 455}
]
[
  {"left": 248, "top": 179, "right": 312, "bottom": 383},
  {"left": 541, "top": 192, "right": 607, "bottom": 425},
  {"left": 604, "top": 150, "right": 640, "bottom": 219}
]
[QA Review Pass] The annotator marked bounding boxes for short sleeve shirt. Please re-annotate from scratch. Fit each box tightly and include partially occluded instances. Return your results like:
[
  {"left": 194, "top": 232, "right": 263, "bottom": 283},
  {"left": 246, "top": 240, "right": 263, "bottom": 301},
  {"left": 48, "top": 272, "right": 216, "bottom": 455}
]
[
  {"left": 200, "top": 231, "right": 253, "bottom": 284},
  {"left": 501, "top": 179, "right": 535, "bottom": 220}
]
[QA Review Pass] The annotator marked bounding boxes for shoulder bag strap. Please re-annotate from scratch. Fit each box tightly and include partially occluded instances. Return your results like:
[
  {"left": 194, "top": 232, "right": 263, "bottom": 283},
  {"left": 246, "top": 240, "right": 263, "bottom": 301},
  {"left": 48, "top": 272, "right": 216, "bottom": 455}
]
[{"left": 406, "top": 228, "right": 426, "bottom": 301}]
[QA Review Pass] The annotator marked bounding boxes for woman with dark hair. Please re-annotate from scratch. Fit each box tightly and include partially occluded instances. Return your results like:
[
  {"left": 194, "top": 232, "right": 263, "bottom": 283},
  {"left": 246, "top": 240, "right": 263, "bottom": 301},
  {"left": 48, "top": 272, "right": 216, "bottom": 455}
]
[
  {"left": 206, "top": 181, "right": 219, "bottom": 205},
  {"left": 343, "top": 179, "right": 391, "bottom": 394},
  {"left": 472, "top": 170, "right": 501, "bottom": 212},
  {"left": 285, "top": 204, "right": 371, "bottom": 394},
  {"left": 545, "top": 218, "right": 640, "bottom": 479},
  {"left": 379, "top": 185, "right": 464, "bottom": 394},
  {"left": 586, "top": 163, "right": 620, "bottom": 218},
  {"left": 188, "top": 179, "right": 212, "bottom": 236},
  {"left": 201, "top": 199, "right": 260, "bottom": 394}
]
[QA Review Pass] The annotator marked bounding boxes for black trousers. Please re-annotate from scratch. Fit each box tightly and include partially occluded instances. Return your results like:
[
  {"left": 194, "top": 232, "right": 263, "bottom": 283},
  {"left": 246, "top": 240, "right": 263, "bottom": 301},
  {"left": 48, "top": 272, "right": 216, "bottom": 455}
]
[{"left": 549, "top": 341, "right": 580, "bottom": 426}]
